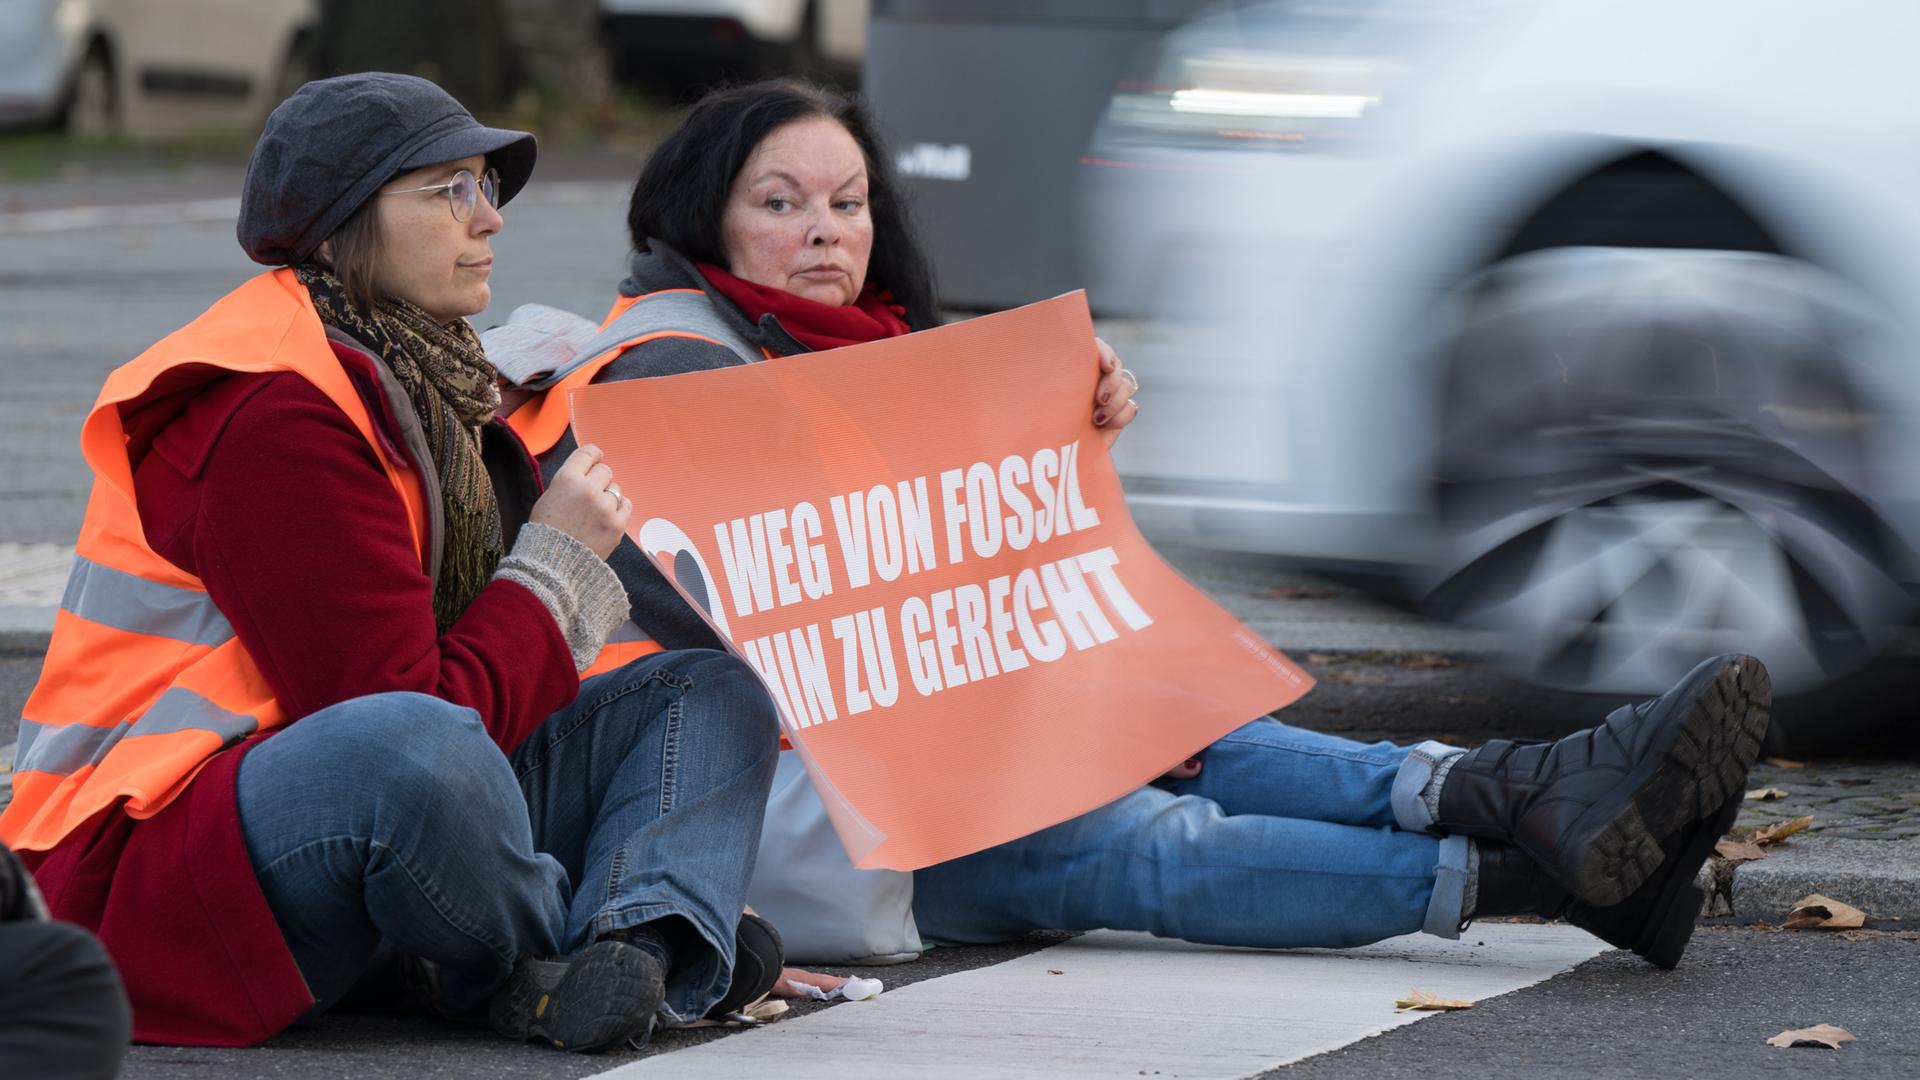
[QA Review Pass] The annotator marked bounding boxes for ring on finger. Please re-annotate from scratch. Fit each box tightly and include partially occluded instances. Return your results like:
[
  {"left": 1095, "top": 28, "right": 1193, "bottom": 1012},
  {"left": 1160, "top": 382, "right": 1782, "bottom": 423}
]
[
  {"left": 606, "top": 482, "right": 623, "bottom": 501},
  {"left": 1119, "top": 368, "right": 1140, "bottom": 393}
]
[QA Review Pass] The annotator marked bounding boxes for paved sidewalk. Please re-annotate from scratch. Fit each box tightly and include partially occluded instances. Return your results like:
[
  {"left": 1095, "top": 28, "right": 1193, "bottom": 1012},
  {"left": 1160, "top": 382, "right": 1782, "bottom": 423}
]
[
  {"left": 1708, "top": 759, "right": 1920, "bottom": 925},
  {"left": 0, "top": 541, "right": 65, "bottom": 651},
  {"left": 589, "top": 925, "right": 1607, "bottom": 1080}
]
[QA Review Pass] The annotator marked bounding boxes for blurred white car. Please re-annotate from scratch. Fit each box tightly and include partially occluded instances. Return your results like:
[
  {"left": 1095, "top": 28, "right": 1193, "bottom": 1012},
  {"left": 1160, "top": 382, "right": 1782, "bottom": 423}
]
[
  {"left": 600, "top": 0, "right": 867, "bottom": 79},
  {"left": 0, "top": 0, "right": 316, "bottom": 136},
  {"left": 1081, "top": 0, "right": 1920, "bottom": 696}
]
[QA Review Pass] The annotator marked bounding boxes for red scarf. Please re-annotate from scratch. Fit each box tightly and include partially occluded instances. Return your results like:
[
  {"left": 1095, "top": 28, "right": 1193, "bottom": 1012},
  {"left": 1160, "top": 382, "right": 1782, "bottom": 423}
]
[{"left": 695, "top": 261, "right": 912, "bottom": 352}]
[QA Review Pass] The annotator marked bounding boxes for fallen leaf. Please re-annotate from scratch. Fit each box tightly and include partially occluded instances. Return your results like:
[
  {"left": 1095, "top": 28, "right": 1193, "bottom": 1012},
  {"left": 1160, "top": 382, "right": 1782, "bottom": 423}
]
[
  {"left": 1305, "top": 652, "right": 1343, "bottom": 665},
  {"left": 743, "top": 998, "right": 789, "bottom": 1022},
  {"left": 1766, "top": 1024, "right": 1855, "bottom": 1049},
  {"left": 1264, "top": 584, "right": 1337, "bottom": 600},
  {"left": 1764, "top": 757, "right": 1811, "bottom": 769},
  {"left": 1751, "top": 816, "right": 1815, "bottom": 845},
  {"left": 1395, "top": 988, "right": 1473, "bottom": 1011},
  {"left": 1325, "top": 671, "right": 1391, "bottom": 686},
  {"left": 1714, "top": 838, "right": 1768, "bottom": 863},
  {"left": 1400, "top": 652, "right": 1457, "bottom": 670},
  {"left": 1047, "top": 969, "right": 1063, "bottom": 975},
  {"left": 1783, "top": 894, "right": 1868, "bottom": 930},
  {"left": 1834, "top": 777, "right": 1873, "bottom": 787},
  {"left": 1744, "top": 787, "right": 1790, "bottom": 802}
]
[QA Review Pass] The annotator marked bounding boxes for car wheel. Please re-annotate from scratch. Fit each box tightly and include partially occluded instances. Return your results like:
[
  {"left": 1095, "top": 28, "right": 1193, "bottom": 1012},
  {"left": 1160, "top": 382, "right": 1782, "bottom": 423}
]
[
  {"left": 1416, "top": 247, "right": 1911, "bottom": 697},
  {"left": 64, "top": 45, "right": 118, "bottom": 138}
]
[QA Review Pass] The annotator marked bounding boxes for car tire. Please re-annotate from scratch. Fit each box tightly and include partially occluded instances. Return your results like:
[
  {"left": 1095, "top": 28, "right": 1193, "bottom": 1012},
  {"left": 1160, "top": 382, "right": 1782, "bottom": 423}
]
[
  {"left": 1415, "top": 247, "right": 1912, "bottom": 698},
  {"left": 63, "top": 44, "right": 118, "bottom": 138}
]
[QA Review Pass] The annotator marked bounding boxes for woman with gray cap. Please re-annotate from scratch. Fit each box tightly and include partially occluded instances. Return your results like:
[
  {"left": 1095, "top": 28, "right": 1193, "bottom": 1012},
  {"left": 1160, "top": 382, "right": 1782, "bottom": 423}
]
[{"left": 2, "top": 73, "right": 778, "bottom": 1054}]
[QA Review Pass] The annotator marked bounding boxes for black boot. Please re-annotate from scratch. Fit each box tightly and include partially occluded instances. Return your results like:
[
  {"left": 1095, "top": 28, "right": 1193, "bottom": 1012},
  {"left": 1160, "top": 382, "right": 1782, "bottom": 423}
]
[
  {"left": 1474, "top": 793, "right": 1740, "bottom": 970},
  {"left": 1434, "top": 654, "right": 1768, "bottom": 906},
  {"left": 704, "top": 912, "right": 785, "bottom": 1020},
  {"left": 489, "top": 939, "right": 665, "bottom": 1053}
]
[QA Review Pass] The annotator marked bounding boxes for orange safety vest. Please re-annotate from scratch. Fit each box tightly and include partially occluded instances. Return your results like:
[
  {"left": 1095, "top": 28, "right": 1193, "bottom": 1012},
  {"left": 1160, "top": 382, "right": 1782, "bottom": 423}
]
[
  {"left": 508, "top": 289, "right": 767, "bottom": 679},
  {"left": 0, "top": 269, "right": 432, "bottom": 852}
]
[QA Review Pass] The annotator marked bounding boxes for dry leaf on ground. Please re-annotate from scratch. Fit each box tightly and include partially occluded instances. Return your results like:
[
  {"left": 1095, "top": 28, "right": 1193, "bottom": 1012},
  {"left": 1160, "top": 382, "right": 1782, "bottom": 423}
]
[
  {"left": 1745, "top": 787, "right": 1790, "bottom": 801},
  {"left": 1766, "top": 1024, "right": 1855, "bottom": 1049},
  {"left": 1751, "top": 816, "right": 1815, "bottom": 845},
  {"left": 1305, "top": 653, "right": 1343, "bottom": 665},
  {"left": 1764, "top": 757, "right": 1811, "bottom": 769},
  {"left": 1784, "top": 894, "right": 1868, "bottom": 930},
  {"left": 1400, "top": 653, "right": 1457, "bottom": 670},
  {"left": 1395, "top": 989, "right": 1473, "bottom": 1011},
  {"left": 1714, "top": 838, "right": 1768, "bottom": 863},
  {"left": 1326, "top": 671, "right": 1391, "bottom": 686}
]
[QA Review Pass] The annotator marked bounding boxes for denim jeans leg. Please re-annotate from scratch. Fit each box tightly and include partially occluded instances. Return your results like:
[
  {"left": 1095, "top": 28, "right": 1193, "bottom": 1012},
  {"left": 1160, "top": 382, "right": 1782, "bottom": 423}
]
[
  {"left": 235, "top": 692, "right": 570, "bottom": 1017},
  {"left": 510, "top": 649, "right": 779, "bottom": 1023},
  {"left": 913, "top": 785, "right": 1444, "bottom": 951},
  {"left": 1159, "top": 717, "right": 1420, "bottom": 826}
]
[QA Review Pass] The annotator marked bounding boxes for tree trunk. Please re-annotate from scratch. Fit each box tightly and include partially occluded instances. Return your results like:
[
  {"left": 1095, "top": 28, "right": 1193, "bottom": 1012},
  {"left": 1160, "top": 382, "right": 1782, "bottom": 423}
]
[{"left": 498, "top": 0, "right": 612, "bottom": 107}]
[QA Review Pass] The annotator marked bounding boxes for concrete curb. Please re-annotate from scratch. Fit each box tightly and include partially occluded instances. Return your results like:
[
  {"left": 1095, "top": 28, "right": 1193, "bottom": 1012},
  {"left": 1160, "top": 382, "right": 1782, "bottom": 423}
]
[{"left": 1720, "top": 837, "right": 1920, "bottom": 926}]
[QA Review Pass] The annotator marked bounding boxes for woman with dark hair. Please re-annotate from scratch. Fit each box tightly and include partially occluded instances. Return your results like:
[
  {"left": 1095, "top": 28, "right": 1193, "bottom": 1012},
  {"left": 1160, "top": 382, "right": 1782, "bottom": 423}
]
[
  {"left": 3, "top": 73, "right": 778, "bottom": 1054},
  {"left": 508, "top": 79, "right": 1769, "bottom": 973}
]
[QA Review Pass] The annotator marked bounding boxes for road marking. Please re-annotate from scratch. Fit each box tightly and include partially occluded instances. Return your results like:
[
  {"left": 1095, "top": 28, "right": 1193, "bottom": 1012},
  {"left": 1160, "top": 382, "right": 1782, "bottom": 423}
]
[
  {"left": 588, "top": 923, "right": 1606, "bottom": 1079},
  {"left": 0, "top": 181, "right": 631, "bottom": 235}
]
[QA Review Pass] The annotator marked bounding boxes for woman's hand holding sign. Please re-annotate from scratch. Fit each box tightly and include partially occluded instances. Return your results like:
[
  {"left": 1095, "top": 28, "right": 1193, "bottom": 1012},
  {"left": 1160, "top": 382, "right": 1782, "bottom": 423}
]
[
  {"left": 531, "top": 443, "right": 632, "bottom": 559},
  {"left": 1092, "top": 337, "right": 1140, "bottom": 449}
]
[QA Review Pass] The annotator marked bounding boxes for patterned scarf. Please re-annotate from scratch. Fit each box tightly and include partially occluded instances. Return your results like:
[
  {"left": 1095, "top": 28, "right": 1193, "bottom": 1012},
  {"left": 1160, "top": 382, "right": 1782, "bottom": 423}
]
[{"left": 297, "top": 265, "right": 503, "bottom": 632}]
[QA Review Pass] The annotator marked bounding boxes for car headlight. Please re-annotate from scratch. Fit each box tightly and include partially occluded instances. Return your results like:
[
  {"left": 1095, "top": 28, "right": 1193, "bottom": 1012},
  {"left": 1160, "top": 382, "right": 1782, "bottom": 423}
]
[{"left": 1104, "top": 50, "right": 1398, "bottom": 152}]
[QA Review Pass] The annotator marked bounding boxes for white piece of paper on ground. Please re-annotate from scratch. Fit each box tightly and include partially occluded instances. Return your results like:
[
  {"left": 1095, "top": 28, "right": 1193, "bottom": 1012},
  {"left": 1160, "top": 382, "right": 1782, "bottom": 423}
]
[{"left": 587, "top": 923, "right": 1606, "bottom": 1080}]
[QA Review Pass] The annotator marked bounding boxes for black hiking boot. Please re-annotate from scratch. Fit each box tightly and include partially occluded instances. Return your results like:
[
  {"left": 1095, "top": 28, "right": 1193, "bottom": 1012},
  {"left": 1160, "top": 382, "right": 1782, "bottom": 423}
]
[
  {"left": 1475, "top": 794, "right": 1742, "bottom": 969},
  {"left": 1434, "top": 654, "right": 1769, "bottom": 906},
  {"left": 704, "top": 912, "right": 785, "bottom": 1020},
  {"left": 490, "top": 939, "right": 665, "bottom": 1053}
]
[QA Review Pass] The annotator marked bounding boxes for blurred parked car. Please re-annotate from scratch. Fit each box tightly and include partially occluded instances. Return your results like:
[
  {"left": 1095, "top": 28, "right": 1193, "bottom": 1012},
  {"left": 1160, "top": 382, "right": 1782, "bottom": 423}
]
[
  {"left": 1077, "top": 0, "right": 1920, "bottom": 698},
  {"left": 601, "top": 0, "right": 866, "bottom": 84},
  {"left": 0, "top": 0, "right": 317, "bottom": 136}
]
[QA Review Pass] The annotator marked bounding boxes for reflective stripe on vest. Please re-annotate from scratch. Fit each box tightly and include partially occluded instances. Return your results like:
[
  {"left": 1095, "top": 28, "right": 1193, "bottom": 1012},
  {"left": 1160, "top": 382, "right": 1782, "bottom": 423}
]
[
  {"left": 0, "top": 268, "right": 431, "bottom": 851},
  {"left": 15, "top": 690, "right": 258, "bottom": 777},
  {"left": 508, "top": 289, "right": 765, "bottom": 458},
  {"left": 60, "top": 554, "right": 235, "bottom": 647}
]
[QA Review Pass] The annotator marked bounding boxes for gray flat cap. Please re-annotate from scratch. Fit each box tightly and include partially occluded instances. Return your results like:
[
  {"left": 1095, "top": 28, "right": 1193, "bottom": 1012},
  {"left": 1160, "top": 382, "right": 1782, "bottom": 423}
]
[{"left": 238, "top": 72, "right": 537, "bottom": 266}]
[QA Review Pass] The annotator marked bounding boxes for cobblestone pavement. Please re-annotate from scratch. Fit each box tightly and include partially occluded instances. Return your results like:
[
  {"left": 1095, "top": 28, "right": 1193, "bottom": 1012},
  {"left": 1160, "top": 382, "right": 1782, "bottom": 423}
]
[{"left": 1734, "top": 759, "right": 1920, "bottom": 842}]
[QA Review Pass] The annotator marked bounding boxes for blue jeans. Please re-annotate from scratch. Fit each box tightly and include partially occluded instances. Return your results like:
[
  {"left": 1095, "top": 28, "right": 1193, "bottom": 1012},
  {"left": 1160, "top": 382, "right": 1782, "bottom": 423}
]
[
  {"left": 912, "top": 718, "right": 1469, "bottom": 949},
  {"left": 234, "top": 650, "right": 779, "bottom": 1023}
]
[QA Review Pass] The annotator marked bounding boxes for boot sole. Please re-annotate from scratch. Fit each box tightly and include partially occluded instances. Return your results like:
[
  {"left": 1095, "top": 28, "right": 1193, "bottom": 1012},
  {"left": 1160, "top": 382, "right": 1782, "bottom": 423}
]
[
  {"left": 490, "top": 940, "right": 663, "bottom": 1053},
  {"left": 1631, "top": 796, "right": 1744, "bottom": 969},
  {"left": 1570, "top": 655, "right": 1770, "bottom": 907}
]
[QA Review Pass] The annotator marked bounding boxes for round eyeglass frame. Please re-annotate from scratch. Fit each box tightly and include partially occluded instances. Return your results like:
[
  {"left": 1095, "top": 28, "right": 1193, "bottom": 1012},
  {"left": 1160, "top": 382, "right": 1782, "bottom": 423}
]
[{"left": 380, "top": 167, "right": 502, "bottom": 223}]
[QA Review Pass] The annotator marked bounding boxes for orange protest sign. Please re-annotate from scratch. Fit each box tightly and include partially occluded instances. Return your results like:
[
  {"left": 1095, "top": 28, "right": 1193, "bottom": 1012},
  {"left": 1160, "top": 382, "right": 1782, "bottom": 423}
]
[{"left": 570, "top": 292, "right": 1313, "bottom": 870}]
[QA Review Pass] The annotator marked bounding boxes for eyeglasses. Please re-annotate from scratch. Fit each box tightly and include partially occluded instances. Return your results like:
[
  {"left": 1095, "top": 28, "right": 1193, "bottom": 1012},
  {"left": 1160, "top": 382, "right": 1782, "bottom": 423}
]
[{"left": 381, "top": 167, "right": 501, "bottom": 223}]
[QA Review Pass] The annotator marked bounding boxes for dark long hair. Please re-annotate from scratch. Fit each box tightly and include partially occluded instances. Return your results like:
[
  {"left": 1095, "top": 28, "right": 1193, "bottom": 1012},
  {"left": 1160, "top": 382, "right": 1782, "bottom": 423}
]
[{"left": 628, "top": 79, "right": 940, "bottom": 330}]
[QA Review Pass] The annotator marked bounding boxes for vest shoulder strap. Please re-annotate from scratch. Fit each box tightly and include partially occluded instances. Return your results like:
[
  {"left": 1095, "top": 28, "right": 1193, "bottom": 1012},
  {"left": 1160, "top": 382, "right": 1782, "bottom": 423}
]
[{"left": 533, "top": 289, "right": 762, "bottom": 389}]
